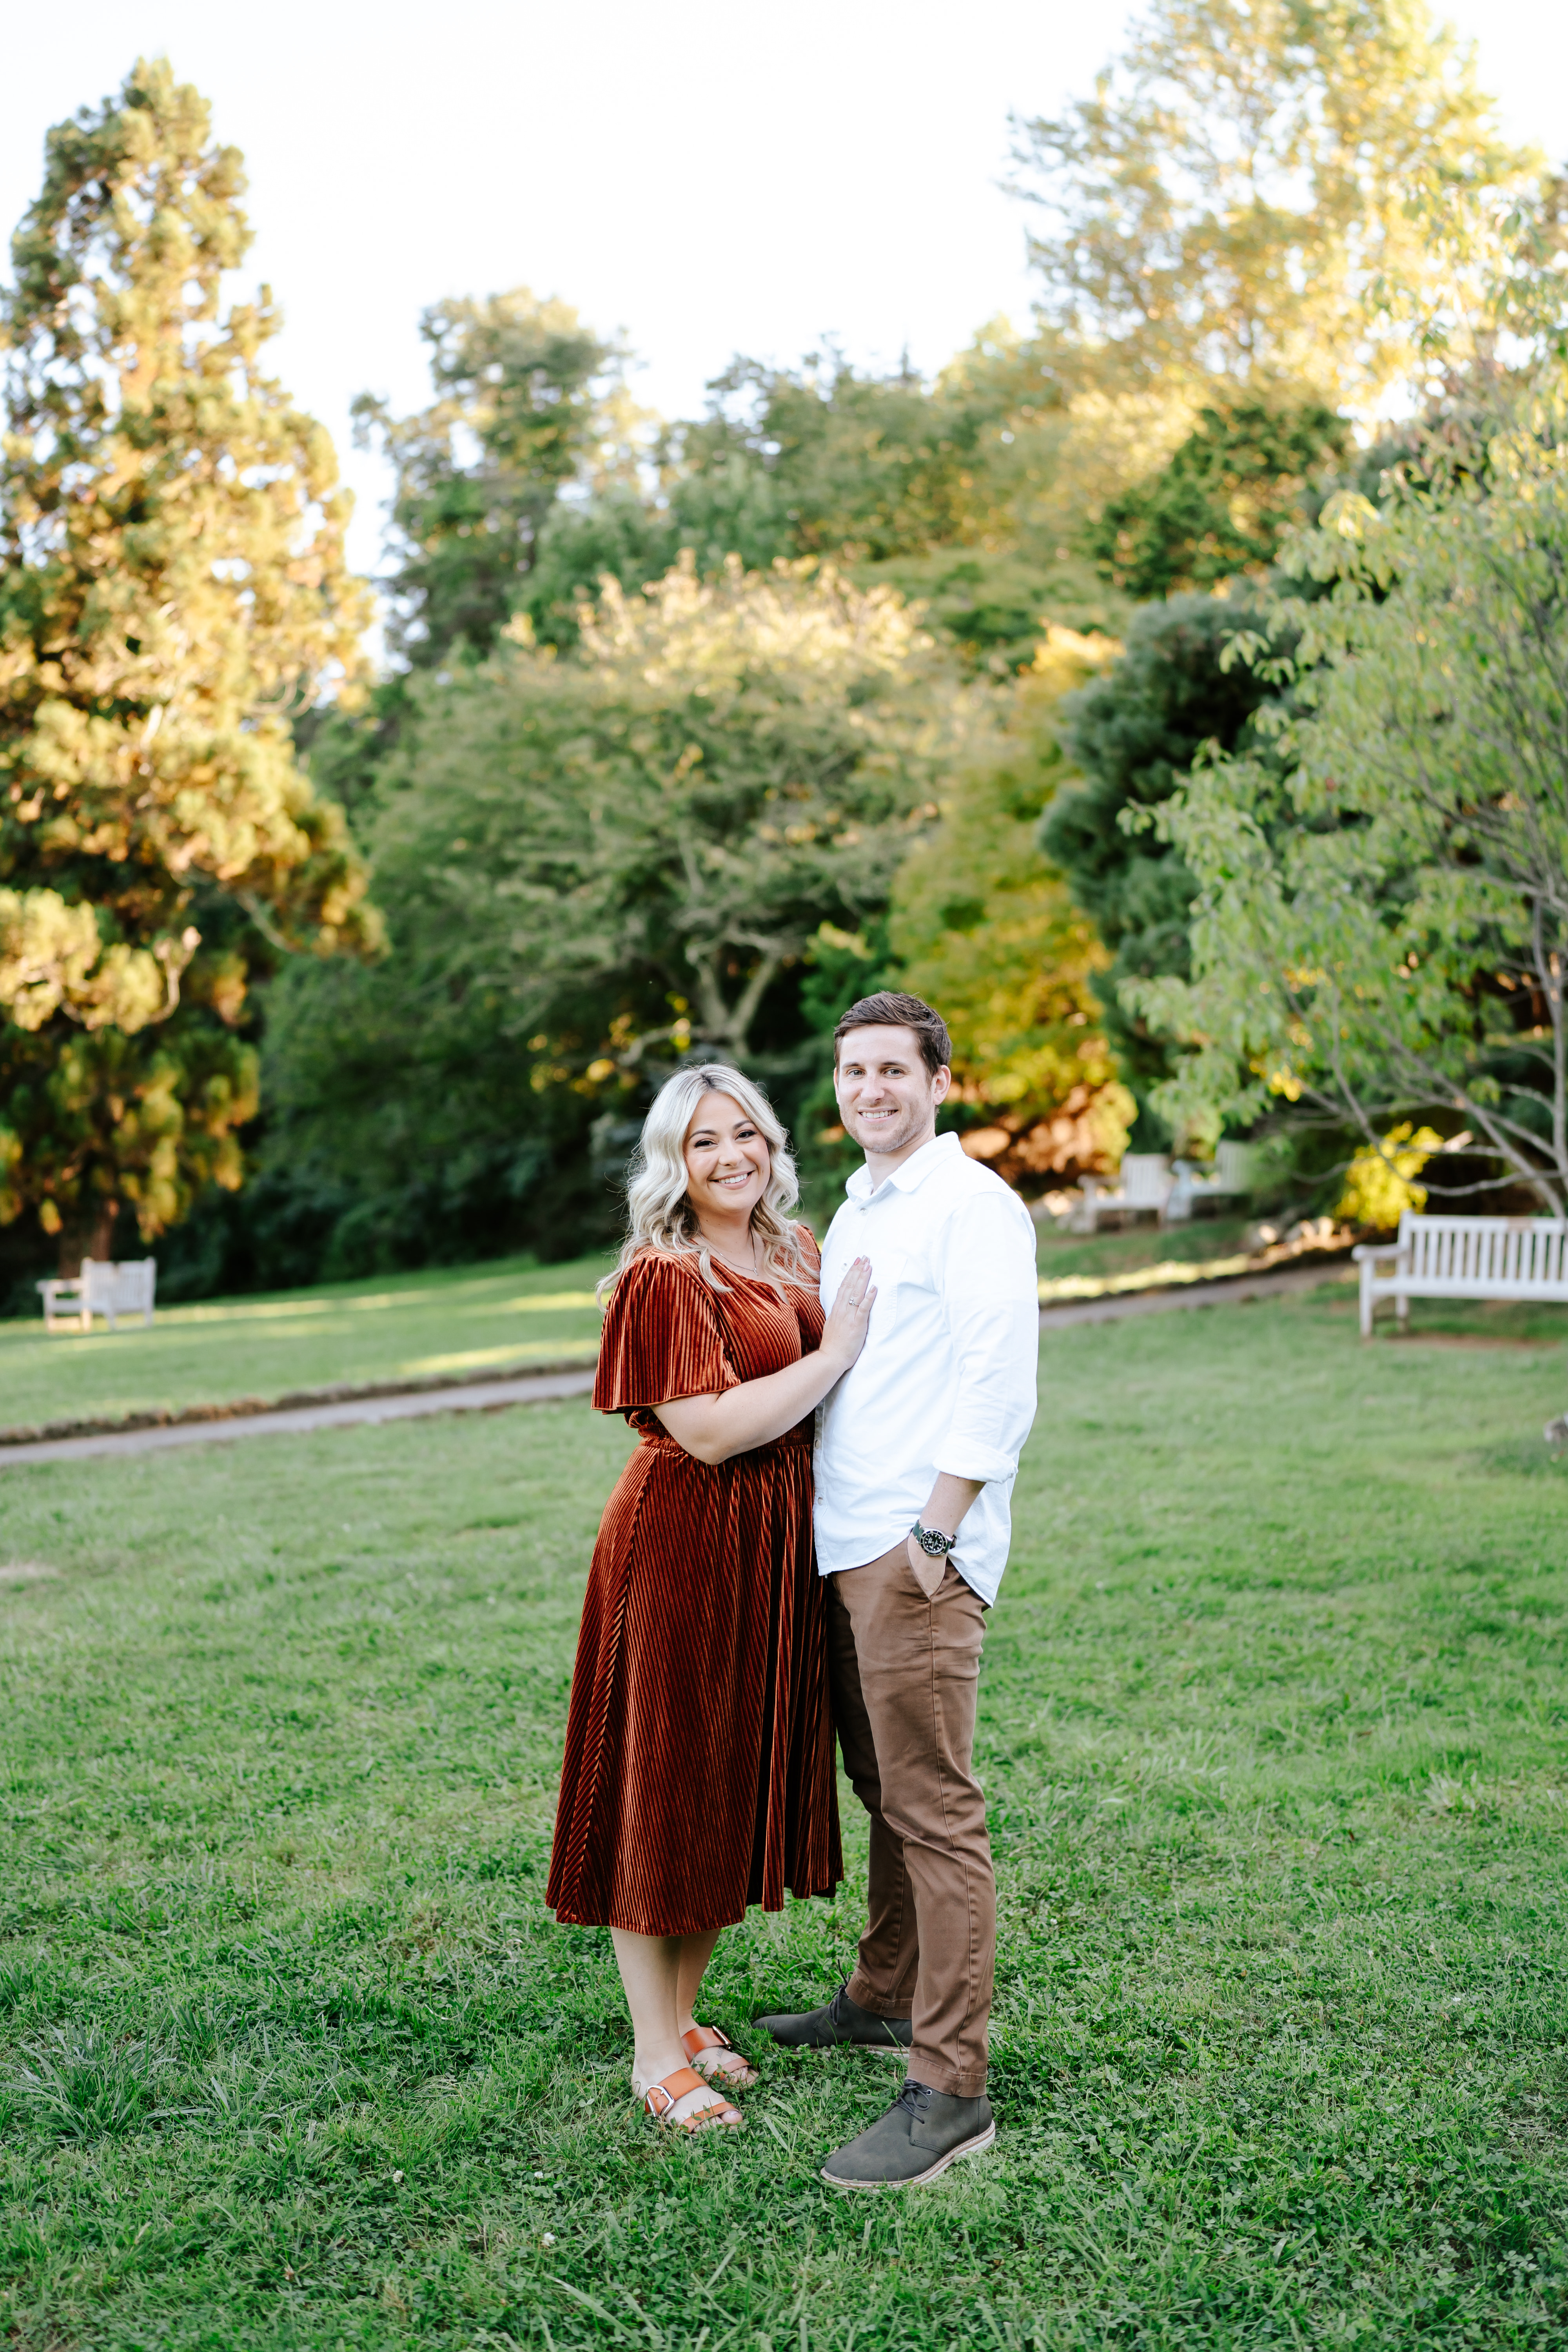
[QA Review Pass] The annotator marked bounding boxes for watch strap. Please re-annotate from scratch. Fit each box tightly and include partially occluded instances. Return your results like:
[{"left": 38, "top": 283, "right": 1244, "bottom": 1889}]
[{"left": 911, "top": 1519, "right": 956, "bottom": 1557}]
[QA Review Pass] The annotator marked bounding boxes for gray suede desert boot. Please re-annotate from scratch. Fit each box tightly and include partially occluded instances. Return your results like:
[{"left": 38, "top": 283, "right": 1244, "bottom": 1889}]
[
  {"left": 754, "top": 1979, "right": 912, "bottom": 2052},
  {"left": 820, "top": 2079, "right": 996, "bottom": 2191}
]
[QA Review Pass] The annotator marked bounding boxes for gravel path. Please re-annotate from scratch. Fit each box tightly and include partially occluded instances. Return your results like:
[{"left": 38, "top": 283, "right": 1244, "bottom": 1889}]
[{"left": 0, "top": 1259, "right": 1351, "bottom": 1469}]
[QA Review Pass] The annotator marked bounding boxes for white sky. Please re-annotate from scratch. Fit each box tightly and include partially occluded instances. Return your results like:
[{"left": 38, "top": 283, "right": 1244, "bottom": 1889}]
[{"left": 3, "top": 0, "right": 1566, "bottom": 581}]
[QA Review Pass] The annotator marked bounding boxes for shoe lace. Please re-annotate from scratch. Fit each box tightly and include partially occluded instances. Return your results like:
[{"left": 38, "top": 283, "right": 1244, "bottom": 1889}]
[{"left": 895, "top": 2079, "right": 933, "bottom": 2118}]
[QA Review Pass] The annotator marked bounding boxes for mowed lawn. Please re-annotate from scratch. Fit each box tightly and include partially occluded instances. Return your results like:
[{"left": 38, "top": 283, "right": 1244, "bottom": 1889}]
[
  {"left": 1, "top": 1285, "right": 1566, "bottom": 2349},
  {"left": 0, "top": 1255, "right": 612, "bottom": 1433},
  {"left": 1, "top": 1216, "right": 1325, "bottom": 1437}
]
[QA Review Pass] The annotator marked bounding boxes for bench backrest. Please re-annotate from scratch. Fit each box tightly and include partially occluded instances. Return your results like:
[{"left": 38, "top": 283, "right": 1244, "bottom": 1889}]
[
  {"left": 1398, "top": 1212, "right": 1568, "bottom": 1286},
  {"left": 1215, "top": 1140, "right": 1260, "bottom": 1193},
  {"left": 80, "top": 1257, "right": 157, "bottom": 1312},
  {"left": 1122, "top": 1154, "right": 1172, "bottom": 1208}
]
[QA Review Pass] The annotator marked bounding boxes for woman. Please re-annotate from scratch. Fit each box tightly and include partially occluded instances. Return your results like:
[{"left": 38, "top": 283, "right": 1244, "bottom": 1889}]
[{"left": 547, "top": 1064, "right": 874, "bottom": 2133}]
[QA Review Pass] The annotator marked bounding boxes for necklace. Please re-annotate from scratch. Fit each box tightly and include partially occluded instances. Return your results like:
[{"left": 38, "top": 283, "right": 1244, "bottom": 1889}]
[{"left": 706, "top": 1232, "right": 762, "bottom": 1280}]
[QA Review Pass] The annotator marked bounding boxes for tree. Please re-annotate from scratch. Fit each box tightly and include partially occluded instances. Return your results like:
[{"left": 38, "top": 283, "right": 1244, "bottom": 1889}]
[
  {"left": 1011, "top": 0, "right": 1539, "bottom": 411},
  {"left": 355, "top": 289, "right": 641, "bottom": 668},
  {"left": 1083, "top": 396, "right": 1349, "bottom": 598},
  {"left": 1040, "top": 594, "right": 1280, "bottom": 1140},
  {"left": 0, "top": 58, "right": 374, "bottom": 1266},
  {"left": 891, "top": 629, "right": 1133, "bottom": 1185},
  {"left": 1131, "top": 410, "right": 1568, "bottom": 1211},
  {"left": 262, "top": 557, "right": 973, "bottom": 1267},
  {"left": 522, "top": 330, "right": 1136, "bottom": 675}
]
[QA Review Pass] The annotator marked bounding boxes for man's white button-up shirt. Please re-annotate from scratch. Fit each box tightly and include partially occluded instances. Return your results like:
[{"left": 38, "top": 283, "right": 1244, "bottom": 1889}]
[{"left": 814, "top": 1131, "right": 1039, "bottom": 1605}]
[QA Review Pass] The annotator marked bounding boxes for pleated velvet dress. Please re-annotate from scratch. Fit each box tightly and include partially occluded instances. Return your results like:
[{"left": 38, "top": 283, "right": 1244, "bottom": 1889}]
[{"left": 547, "top": 1241, "right": 843, "bottom": 1937}]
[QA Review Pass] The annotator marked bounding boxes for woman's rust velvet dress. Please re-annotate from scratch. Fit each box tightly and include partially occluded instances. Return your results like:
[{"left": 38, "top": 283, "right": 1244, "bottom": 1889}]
[{"left": 547, "top": 1244, "right": 843, "bottom": 1937}]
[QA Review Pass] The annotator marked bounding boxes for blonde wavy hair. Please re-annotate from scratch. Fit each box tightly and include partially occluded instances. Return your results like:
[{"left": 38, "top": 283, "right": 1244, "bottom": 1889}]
[{"left": 600, "top": 1063, "right": 811, "bottom": 1298}]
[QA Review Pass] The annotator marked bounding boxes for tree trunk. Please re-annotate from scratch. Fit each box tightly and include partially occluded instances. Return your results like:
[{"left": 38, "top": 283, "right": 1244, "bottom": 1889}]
[{"left": 58, "top": 1201, "right": 119, "bottom": 1278}]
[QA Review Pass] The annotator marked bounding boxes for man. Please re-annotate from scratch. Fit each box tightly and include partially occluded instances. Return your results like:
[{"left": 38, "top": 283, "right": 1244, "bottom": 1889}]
[{"left": 757, "top": 991, "right": 1039, "bottom": 2190}]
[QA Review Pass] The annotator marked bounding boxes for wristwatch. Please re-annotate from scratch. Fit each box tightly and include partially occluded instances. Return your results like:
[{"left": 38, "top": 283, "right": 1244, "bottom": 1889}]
[{"left": 911, "top": 1520, "right": 957, "bottom": 1558}]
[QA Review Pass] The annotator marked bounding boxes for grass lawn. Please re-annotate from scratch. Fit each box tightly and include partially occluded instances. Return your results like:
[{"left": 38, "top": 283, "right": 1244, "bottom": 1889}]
[
  {"left": 2, "top": 1282, "right": 1566, "bottom": 2348},
  {"left": 0, "top": 1256, "right": 613, "bottom": 1434},
  {"left": 0, "top": 1220, "right": 1351, "bottom": 1438}
]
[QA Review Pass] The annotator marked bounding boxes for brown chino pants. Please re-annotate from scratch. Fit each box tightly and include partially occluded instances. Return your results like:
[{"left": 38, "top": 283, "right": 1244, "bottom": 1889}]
[{"left": 826, "top": 1543, "right": 995, "bottom": 2098}]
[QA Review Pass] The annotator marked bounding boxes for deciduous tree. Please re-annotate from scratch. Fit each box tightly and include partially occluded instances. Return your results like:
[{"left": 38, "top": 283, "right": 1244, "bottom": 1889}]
[
  {"left": 1131, "top": 410, "right": 1568, "bottom": 1211},
  {"left": 262, "top": 557, "right": 972, "bottom": 1263},
  {"left": 891, "top": 629, "right": 1133, "bottom": 1184},
  {"left": 1011, "top": 0, "right": 1539, "bottom": 410}
]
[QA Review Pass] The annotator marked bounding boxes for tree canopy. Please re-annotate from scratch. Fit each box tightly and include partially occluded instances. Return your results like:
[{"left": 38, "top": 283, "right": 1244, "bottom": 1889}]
[
  {"left": 1040, "top": 594, "right": 1281, "bottom": 1139},
  {"left": 1012, "top": 0, "right": 1539, "bottom": 410},
  {"left": 261, "top": 556, "right": 974, "bottom": 1266},
  {"left": 891, "top": 629, "right": 1134, "bottom": 1183},
  {"left": 14, "top": 15, "right": 1566, "bottom": 1298},
  {"left": 1132, "top": 408, "right": 1568, "bottom": 1211},
  {"left": 1083, "top": 397, "right": 1350, "bottom": 599},
  {"left": 0, "top": 58, "right": 373, "bottom": 1266},
  {"left": 355, "top": 289, "right": 640, "bottom": 668},
  {"left": 514, "top": 331, "right": 1133, "bottom": 675}
]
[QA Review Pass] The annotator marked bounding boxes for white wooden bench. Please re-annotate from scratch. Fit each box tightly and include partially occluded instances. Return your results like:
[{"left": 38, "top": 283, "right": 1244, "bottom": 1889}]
[
  {"left": 1352, "top": 1213, "right": 1568, "bottom": 1338},
  {"left": 1071, "top": 1153, "right": 1173, "bottom": 1233},
  {"left": 1073, "top": 1142, "right": 1261, "bottom": 1233},
  {"left": 37, "top": 1256, "right": 158, "bottom": 1334},
  {"left": 1167, "top": 1140, "right": 1261, "bottom": 1223}
]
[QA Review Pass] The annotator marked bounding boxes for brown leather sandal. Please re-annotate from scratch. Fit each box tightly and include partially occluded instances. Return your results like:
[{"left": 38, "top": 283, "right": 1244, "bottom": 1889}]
[
  {"left": 682, "top": 2024, "right": 759, "bottom": 2088},
  {"left": 640, "top": 2065, "right": 742, "bottom": 2133}
]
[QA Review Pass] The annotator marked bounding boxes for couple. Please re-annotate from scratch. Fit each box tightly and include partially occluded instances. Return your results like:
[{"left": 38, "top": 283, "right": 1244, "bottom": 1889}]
[{"left": 546, "top": 992, "right": 1039, "bottom": 2191}]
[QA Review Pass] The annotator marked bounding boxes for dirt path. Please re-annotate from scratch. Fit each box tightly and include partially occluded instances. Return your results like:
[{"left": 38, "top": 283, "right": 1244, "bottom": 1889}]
[{"left": 0, "top": 1262, "right": 1353, "bottom": 1469}]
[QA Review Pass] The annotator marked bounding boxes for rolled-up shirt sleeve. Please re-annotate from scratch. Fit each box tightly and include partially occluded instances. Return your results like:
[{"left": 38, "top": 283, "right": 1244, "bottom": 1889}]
[{"left": 930, "top": 1195, "right": 1039, "bottom": 1484}]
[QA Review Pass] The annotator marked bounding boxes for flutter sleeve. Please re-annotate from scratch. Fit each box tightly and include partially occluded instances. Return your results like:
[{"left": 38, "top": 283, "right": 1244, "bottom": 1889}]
[{"left": 592, "top": 1252, "right": 739, "bottom": 1420}]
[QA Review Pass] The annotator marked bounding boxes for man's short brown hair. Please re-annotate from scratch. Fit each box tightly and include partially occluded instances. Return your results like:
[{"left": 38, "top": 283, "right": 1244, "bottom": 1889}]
[{"left": 833, "top": 991, "right": 952, "bottom": 1076}]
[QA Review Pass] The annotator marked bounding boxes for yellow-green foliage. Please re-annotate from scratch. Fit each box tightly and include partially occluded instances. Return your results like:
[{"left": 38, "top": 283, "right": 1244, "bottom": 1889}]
[
  {"left": 269, "top": 554, "right": 974, "bottom": 1185},
  {"left": 893, "top": 628, "right": 1134, "bottom": 1171},
  {"left": 1014, "top": 0, "right": 1541, "bottom": 412},
  {"left": 0, "top": 59, "right": 374, "bottom": 1253},
  {"left": 1336, "top": 1123, "right": 1445, "bottom": 1229},
  {"left": 1135, "top": 419, "right": 1568, "bottom": 1216}
]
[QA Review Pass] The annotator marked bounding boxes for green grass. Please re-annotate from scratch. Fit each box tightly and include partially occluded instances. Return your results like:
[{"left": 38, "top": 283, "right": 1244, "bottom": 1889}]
[
  {"left": 0, "top": 1254, "right": 612, "bottom": 1432},
  {"left": 2, "top": 1282, "right": 1567, "bottom": 2347},
  {"left": 0, "top": 1225, "right": 1308, "bottom": 1436}
]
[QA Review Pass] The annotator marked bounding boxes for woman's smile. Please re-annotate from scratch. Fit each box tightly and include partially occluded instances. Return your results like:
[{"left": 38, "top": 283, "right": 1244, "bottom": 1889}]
[{"left": 684, "top": 1091, "right": 771, "bottom": 1215}]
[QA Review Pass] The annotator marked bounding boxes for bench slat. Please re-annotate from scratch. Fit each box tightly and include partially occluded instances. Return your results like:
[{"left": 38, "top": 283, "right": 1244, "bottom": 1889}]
[{"left": 1356, "top": 1214, "right": 1568, "bottom": 1335}]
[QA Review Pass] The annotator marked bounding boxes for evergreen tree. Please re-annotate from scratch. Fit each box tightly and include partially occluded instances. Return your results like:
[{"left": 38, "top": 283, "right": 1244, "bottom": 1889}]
[
  {"left": 1083, "top": 398, "right": 1349, "bottom": 598},
  {"left": 0, "top": 58, "right": 374, "bottom": 1267},
  {"left": 354, "top": 289, "right": 639, "bottom": 667}
]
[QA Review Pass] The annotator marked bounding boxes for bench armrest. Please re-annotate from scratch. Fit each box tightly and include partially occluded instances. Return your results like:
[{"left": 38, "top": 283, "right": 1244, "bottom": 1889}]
[{"left": 1351, "top": 1243, "right": 1405, "bottom": 1265}]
